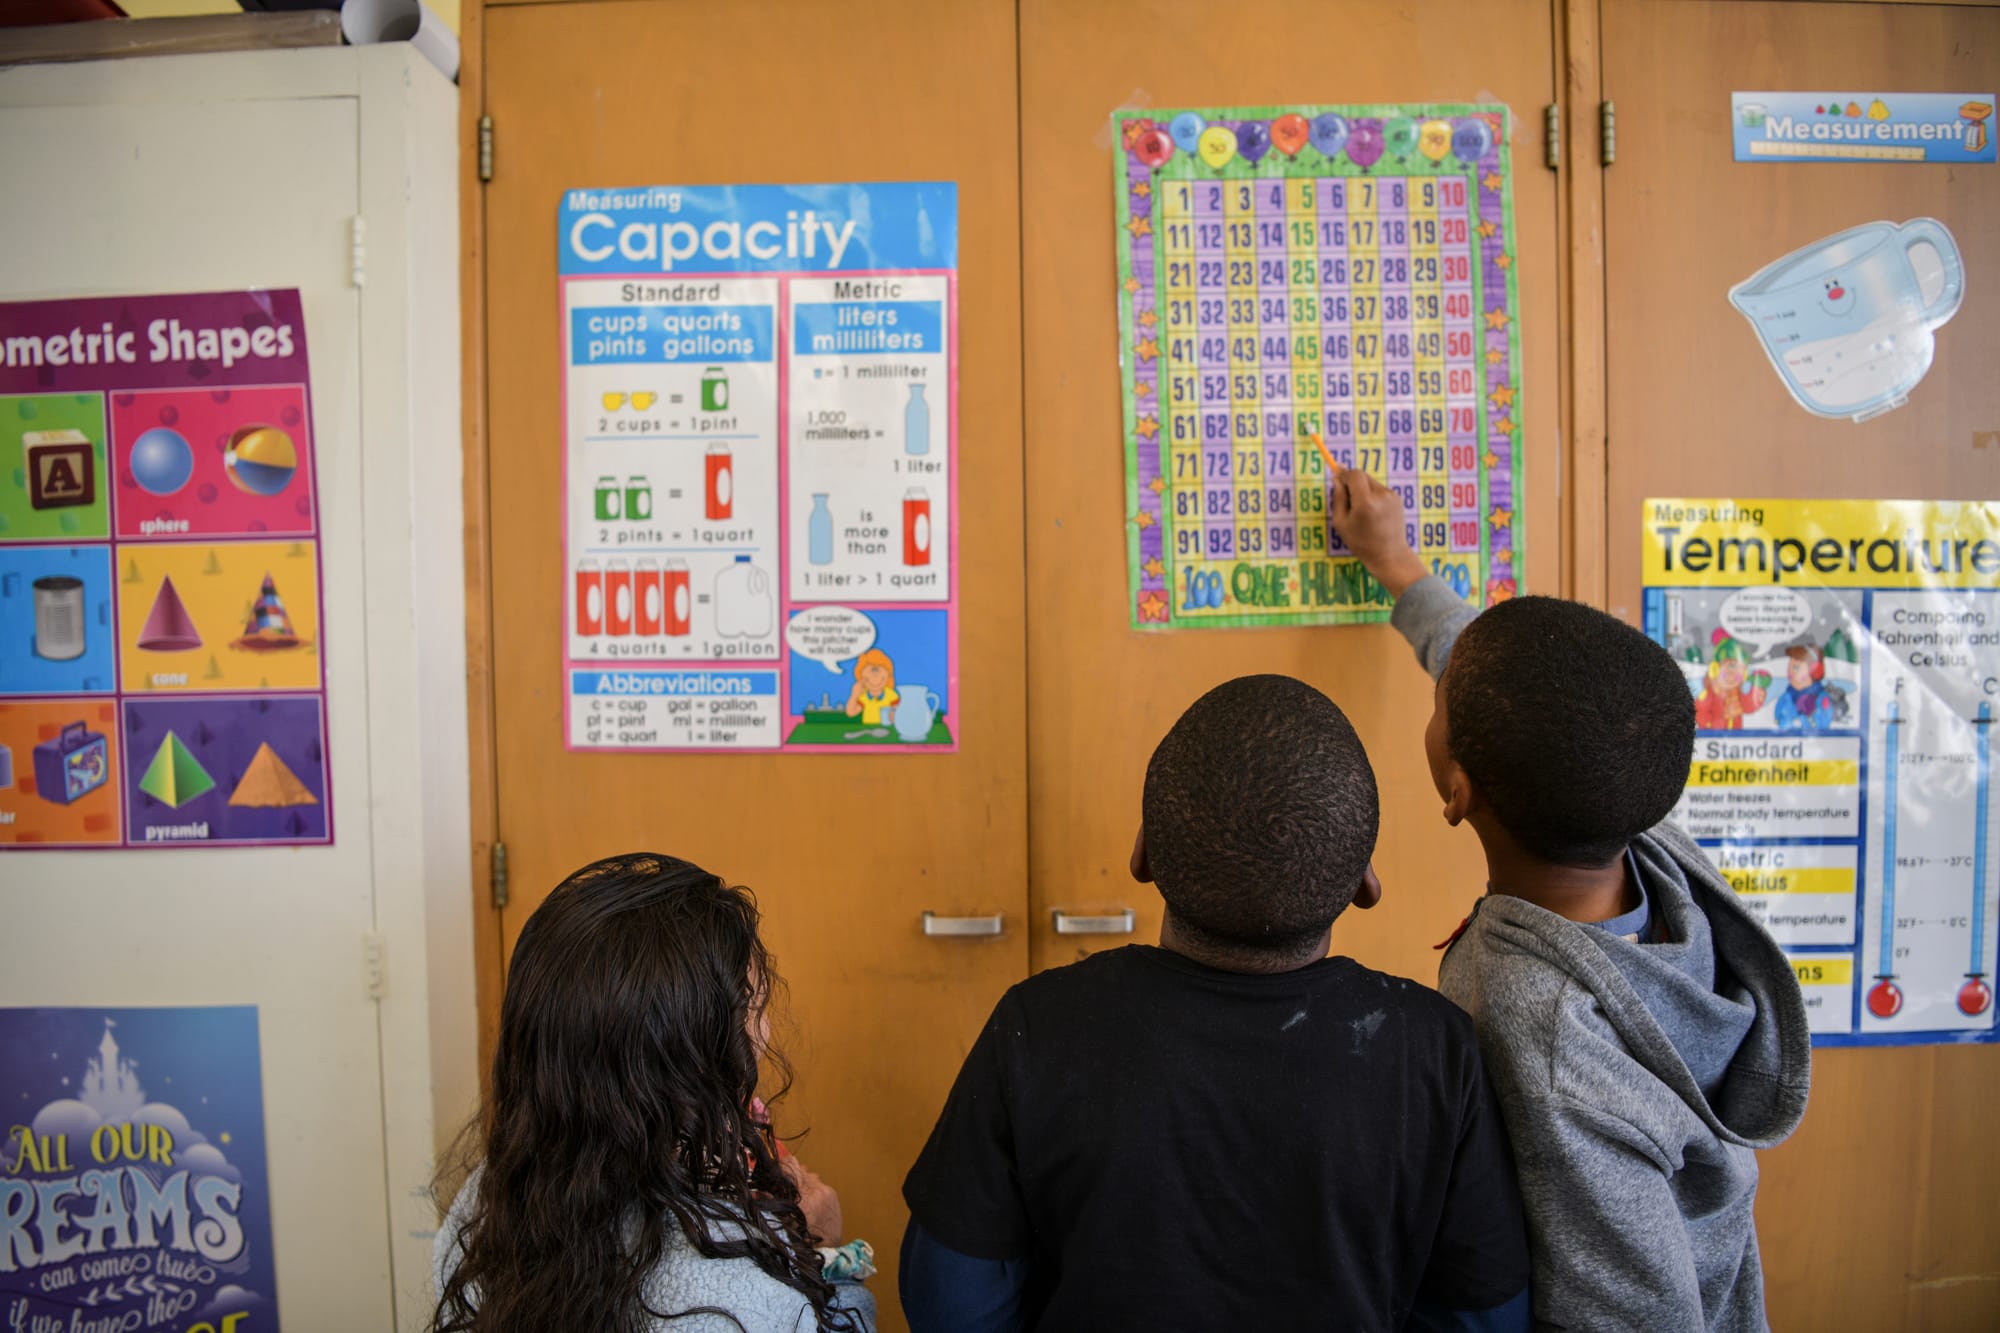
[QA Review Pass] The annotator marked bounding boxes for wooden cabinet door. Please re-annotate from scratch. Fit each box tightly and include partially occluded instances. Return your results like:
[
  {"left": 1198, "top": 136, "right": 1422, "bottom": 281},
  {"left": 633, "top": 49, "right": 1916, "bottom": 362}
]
[
  {"left": 1016, "top": 0, "right": 1564, "bottom": 981},
  {"left": 481, "top": 3, "right": 1028, "bottom": 1320},
  {"left": 1600, "top": 3, "right": 2000, "bottom": 1327}
]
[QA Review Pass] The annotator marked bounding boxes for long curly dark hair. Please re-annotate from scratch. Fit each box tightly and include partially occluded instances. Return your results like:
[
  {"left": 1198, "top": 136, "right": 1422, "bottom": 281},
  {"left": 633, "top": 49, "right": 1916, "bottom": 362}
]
[{"left": 432, "top": 853, "right": 854, "bottom": 1331}]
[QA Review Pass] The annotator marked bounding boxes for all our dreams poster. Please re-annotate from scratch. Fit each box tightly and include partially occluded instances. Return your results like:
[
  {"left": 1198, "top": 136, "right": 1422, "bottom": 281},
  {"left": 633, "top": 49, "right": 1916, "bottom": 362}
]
[{"left": 2, "top": 1007, "right": 278, "bottom": 1331}]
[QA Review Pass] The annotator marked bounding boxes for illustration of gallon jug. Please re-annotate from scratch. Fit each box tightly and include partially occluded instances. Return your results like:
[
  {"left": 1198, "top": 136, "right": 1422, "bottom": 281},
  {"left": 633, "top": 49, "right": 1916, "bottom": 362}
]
[
  {"left": 905, "top": 383, "right": 931, "bottom": 456},
  {"left": 1728, "top": 218, "right": 1963, "bottom": 422},
  {"left": 891, "top": 685, "right": 938, "bottom": 742},
  {"left": 700, "top": 367, "right": 730, "bottom": 412},
  {"left": 705, "top": 444, "right": 733, "bottom": 520},
  {"left": 593, "top": 475, "right": 623, "bottom": 521},
  {"left": 809, "top": 494, "right": 834, "bottom": 565},
  {"left": 903, "top": 488, "right": 931, "bottom": 567},
  {"left": 715, "top": 556, "right": 773, "bottom": 639},
  {"left": 32, "top": 575, "right": 86, "bottom": 661}
]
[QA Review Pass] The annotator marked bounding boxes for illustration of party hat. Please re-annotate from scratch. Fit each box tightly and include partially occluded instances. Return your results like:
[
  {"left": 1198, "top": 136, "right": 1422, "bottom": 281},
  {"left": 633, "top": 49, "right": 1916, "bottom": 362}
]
[
  {"left": 231, "top": 573, "right": 300, "bottom": 652},
  {"left": 227, "top": 742, "right": 319, "bottom": 808},
  {"left": 138, "top": 731, "right": 215, "bottom": 808},
  {"left": 137, "top": 576, "right": 202, "bottom": 651}
]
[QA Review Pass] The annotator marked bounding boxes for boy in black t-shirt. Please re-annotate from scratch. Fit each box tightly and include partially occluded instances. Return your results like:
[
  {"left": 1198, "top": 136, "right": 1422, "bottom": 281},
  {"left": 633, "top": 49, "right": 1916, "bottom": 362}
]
[{"left": 901, "top": 675, "right": 1530, "bottom": 1332}]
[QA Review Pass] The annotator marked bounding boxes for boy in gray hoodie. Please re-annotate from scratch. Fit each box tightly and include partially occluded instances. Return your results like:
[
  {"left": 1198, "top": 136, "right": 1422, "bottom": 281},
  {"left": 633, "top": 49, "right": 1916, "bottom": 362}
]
[{"left": 1330, "top": 468, "right": 1812, "bottom": 1332}]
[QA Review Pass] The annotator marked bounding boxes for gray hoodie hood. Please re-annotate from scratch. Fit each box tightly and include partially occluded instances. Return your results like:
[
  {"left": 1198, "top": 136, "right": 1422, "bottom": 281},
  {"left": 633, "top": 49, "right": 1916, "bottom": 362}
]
[{"left": 1458, "top": 822, "right": 1811, "bottom": 1146}]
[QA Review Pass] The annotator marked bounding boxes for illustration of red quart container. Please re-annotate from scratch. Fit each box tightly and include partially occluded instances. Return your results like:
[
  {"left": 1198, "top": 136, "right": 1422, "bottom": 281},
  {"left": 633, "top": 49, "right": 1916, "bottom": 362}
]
[
  {"left": 664, "top": 560, "right": 691, "bottom": 636},
  {"left": 574, "top": 558, "right": 603, "bottom": 636},
  {"left": 903, "top": 487, "right": 931, "bottom": 566},
  {"left": 605, "top": 559, "right": 633, "bottom": 636},
  {"left": 705, "top": 443, "right": 733, "bottom": 521},
  {"left": 634, "top": 558, "right": 663, "bottom": 636}
]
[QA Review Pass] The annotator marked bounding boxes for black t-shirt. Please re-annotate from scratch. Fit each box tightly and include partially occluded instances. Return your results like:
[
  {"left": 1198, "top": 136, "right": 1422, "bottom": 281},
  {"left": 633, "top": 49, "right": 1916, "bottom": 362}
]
[{"left": 903, "top": 946, "right": 1528, "bottom": 1332}]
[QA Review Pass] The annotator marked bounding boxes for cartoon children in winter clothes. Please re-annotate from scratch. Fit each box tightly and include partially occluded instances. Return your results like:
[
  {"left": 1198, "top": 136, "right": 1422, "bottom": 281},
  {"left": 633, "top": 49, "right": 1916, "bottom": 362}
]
[
  {"left": 1775, "top": 643, "right": 1838, "bottom": 733},
  {"left": 1695, "top": 629, "right": 1770, "bottom": 730}
]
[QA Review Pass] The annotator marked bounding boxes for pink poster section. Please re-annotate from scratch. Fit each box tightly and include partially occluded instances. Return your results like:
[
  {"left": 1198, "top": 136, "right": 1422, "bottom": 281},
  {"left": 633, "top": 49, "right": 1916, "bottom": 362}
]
[{"left": 0, "top": 290, "right": 333, "bottom": 849}]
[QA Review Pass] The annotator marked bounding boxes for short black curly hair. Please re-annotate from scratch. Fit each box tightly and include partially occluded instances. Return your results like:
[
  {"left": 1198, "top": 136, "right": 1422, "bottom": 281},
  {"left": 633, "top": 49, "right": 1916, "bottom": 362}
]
[
  {"left": 1444, "top": 597, "right": 1695, "bottom": 866},
  {"left": 1142, "top": 675, "right": 1380, "bottom": 950}
]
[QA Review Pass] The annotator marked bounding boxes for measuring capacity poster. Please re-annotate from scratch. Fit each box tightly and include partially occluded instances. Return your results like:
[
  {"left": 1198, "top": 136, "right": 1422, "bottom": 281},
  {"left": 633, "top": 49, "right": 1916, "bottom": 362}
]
[
  {"left": 559, "top": 184, "right": 957, "bottom": 751},
  {"left": 1115, "top": 105, "right": 1524, "bottom": 629},
  {"left": 1642, "top": 498, "right": 2000, "bottom": 1046},
  {"left": 0, "top": 291, "right": 332, "bottom": 850},
  {"left": 2, "top": 1006, "right": 280, "bottom": 1330}
]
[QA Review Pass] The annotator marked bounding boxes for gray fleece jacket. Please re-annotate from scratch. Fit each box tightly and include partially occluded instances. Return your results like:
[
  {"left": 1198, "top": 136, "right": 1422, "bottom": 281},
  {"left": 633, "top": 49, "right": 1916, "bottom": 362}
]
[{"left": 1392, "top": 576, "right": 1813, "bottom": 1333}]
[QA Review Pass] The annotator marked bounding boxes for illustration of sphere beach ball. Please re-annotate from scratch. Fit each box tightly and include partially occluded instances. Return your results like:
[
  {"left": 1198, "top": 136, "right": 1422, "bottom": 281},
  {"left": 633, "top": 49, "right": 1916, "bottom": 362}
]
[
  {"left": 225, "top": 426, "right": 299, "bottom": 496},
  {"left": 130, "top": 427, "right": 194, "bottom": 495}
]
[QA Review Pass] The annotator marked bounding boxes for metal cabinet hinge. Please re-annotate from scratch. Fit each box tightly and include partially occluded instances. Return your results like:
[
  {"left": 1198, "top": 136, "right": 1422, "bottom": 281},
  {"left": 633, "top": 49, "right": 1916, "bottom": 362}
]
[
  {"left": 490, "top": 840, "right": 509, "bottom": 910},
  {"left": 478, "top": 115, "right": 494, "bottom": 183},
  {"left": 1601, "top": 101, "right": 1617, "bottom": 167},
  {"left": 1545, "top": 104, "right": 1560, "bottom": 170}
]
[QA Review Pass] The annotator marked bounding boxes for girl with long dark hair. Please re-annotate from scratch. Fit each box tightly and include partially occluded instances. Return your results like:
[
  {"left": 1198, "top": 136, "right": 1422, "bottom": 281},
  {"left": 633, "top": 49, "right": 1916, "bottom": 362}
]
[{"left": 431, "top": 853, "right": 868, "bottom": 1332}]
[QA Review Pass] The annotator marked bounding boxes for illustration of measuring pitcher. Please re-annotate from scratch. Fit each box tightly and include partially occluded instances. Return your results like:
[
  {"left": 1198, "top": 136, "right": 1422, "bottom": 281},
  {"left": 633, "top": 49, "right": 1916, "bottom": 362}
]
[{"left": 1728, "top": 218, "right": 1963, "bottom": 423}]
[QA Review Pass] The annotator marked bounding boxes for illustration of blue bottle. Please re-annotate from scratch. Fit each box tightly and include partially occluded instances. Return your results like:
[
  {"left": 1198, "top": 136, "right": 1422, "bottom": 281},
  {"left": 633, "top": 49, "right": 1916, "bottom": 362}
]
[
  {"left": 905, "top": 384, "right": 930, "bottom": 456},
  {"left": 809, "top": 493, "right": 834, "bottom": 565}
]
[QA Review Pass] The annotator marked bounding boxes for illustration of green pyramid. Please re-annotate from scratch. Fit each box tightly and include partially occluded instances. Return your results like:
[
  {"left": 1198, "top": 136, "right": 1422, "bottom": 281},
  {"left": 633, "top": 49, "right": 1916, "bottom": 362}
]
[{"left": 138, "top": 731, "right": 216, "bottom": 807}]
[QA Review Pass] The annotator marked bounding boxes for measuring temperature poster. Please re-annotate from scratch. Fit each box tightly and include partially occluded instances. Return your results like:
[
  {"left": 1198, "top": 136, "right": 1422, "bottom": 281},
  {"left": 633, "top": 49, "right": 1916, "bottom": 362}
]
[
  {"left": 1642, "top": 498, "right": 2000, "bottom": 1046},
  {"left": 0, "top": 290, "right": 333, "bottom": 850},
  {"left": 1114, "top": 105, "right": 1524, "bottom": 629},
  {"left": 558, "top": 183, "right": 957, "bottom": 752}
]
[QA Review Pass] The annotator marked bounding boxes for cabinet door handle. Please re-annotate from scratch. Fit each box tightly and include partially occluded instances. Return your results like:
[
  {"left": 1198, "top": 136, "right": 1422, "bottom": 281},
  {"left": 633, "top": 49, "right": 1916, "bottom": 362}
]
[
  {"left": 1052, "top": 909, "right": 1136, "bottom": 936},
  {"left": 922, "top": 911, "right": 1004, "bottom": 938}
]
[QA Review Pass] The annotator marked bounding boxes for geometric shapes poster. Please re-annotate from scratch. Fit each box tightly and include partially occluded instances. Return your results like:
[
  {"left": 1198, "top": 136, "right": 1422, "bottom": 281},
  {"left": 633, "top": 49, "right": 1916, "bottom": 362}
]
[
  {"left": 1642, "top": 497, "right": 2000, "bottom": 1047},
  {"left": 1114, "top": 104, "right": 1525, "bottom": 629},
  {"left": 0, "top": 1006, "right": 279, "bottom": 1328},
  {"left": 0, "top": 289, "right": 331, "bottom": 849}
]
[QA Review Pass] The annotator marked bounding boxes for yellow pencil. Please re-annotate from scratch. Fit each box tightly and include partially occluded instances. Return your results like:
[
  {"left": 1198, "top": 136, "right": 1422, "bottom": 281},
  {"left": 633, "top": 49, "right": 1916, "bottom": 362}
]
[{"left": 1308, "top": 432, "right": 1340, "bottom": 476}]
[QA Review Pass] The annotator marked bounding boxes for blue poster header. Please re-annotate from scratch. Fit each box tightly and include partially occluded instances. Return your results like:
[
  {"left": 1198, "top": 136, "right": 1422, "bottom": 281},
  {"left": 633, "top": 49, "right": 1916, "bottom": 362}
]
[
  {"left": 794, "top": 300, "right": 944, "bottom": 356},
  {"left": 570, "top": 669, "right": 778, "bottom": 697},
  {"left": 559, "top": 183, "right": 958, "bottom": 276},
  {"left": 1733, "top": 92, "right": 1995, "bottom": 164},
  {"left": 570, "top": 304, "right": 774, "bottom": 365}
]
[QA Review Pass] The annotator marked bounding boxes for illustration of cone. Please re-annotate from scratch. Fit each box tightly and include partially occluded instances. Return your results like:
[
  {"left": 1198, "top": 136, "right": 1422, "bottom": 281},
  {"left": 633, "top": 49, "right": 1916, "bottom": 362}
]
[
  {"left": 231, "top": 573, "right": 301, "bottom": 652},
  {"left": 138, "top": 731, "right": 216, "bottom": 807},
  {"left": 137, "top": 576, "right": 203, "bottom": 651},
  {"left": 227, "top": 742, "right": 319, "bottom": 808}
]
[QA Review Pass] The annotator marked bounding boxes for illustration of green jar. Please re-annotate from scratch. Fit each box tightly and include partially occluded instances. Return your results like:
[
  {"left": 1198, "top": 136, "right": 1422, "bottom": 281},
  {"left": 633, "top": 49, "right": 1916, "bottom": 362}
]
[
  {"left": 625, "top": 475, "right": 652, "bottom": 520},
  {"left": 594, "top": 475, "right": 623, "bottom": 521},
  {"left": 700, "top": 367, "right": 729, "bottom": 412}
]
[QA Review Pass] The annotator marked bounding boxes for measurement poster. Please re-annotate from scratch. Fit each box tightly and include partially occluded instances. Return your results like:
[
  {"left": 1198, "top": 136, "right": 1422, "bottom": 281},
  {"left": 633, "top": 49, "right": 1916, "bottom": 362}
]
[
  {"left": 1642, "top": 498, "right": 2000, "bottom": 1046},
  {"left": 558, "top": 184, "right": 957, "bottom": 751},
  {"left": 0, "top": 290, "right": 333, "bottom": 850},
  {"left": 1114, "top": 105, "right": 1524, "bottom": 629}
]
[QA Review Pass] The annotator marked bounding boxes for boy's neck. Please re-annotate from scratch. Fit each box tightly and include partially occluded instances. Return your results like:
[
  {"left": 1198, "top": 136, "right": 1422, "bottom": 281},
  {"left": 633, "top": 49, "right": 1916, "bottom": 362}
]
[
  {"left": 1470, "top": 816, "right": 1637, "bottom": 923},
  {"left": 1159, "top": 912, "right": 1331, "bottom": 974}
]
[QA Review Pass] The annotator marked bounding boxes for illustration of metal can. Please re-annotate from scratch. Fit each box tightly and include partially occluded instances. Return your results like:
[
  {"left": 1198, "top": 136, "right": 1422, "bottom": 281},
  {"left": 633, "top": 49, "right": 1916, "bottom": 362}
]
[
  {"left": 704, "top": 443, "right": 733, "bottom": 520},
  {"left": 574, "top": 559, "right": 603, "bottom": 636},
  {"left": 700, "top": 366, "right": 729, "bottom": 412},
  {"left": 626, "top": 475, "right": 653, "bottom": 522},
  {"left": 594, "top": 475, "right": 623, "bottom": 521},
  {"left": 903, "top": 487, "right": 931, "bottom": 567},
  {"left": 664, "top": 560, "right": 691, "bottom": 636},
  {"left": 32, "top": 575, "right": 86, "bottom": 661},
  {"left": 606, "top": 559, "right": 633, "bottom": 636},
  {"left": 634, "top": 559, "right": 663, "bottom": 635}
]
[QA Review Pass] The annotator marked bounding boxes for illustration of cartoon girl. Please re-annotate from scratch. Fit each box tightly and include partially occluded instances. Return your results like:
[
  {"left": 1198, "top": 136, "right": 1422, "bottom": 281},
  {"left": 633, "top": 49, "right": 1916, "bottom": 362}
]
[
  {"left": 844, "top": 648, "right": 899, "bottom": 726},
  {"left": 1694, "top": 629, "right": 1771, "bottom": 731},
  {"left": 1774, "top": 643, "right": 1837, "bottom": 733}
]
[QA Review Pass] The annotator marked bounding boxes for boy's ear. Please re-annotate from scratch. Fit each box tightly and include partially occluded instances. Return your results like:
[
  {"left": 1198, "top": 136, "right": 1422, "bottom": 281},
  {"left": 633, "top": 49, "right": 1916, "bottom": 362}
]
[
  {"left": 1130, "top": 825, "right": 1154, "bottom": 883},
  {"left": 1441, "top": 765, "right": 1478, "bottom": 827},
  {"left": 1350, "top": 863, "right": 1383, "bottom": 911}
]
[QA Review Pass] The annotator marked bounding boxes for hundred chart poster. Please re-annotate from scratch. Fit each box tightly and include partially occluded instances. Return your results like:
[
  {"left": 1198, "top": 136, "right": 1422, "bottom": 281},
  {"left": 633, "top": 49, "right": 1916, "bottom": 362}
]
[
  {"left": 0, "top": 292, "right": 332, "bottom": 850},
  {"left": 2, "top": 1006, "right": 279, "bottom": 1330},
  {"left": 1642, "top": 498, "right": 2000, "bottom": 1046},
  {"left": 559, "top": 184, "right": 958, "bottom": 751},
  {"left": 1114, "top": 105, "right": 1524, "bottom": 629}
]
